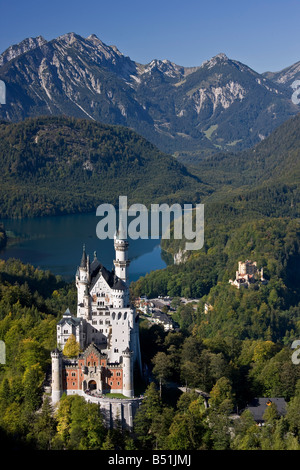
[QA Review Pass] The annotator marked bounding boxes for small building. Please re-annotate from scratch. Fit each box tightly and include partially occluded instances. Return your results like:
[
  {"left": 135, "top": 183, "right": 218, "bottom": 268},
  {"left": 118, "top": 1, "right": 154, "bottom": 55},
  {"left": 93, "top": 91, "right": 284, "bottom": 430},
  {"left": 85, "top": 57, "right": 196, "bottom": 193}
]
[
  {"left": 244, "top": 397, "right": 287, "bottom": 425},
  {"left": 151, "top": 310, "right": 177, "bottom": 331}
]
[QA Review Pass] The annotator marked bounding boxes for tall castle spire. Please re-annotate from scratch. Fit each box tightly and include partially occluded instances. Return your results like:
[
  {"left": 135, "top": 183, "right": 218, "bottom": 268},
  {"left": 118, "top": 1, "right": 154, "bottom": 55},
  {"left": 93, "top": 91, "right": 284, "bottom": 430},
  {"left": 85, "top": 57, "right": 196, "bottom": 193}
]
[
  {"left": 113, "top": 230, "right": 130, "bottom": 286},
  {"left": 80, "top": 244, "right": 87, "bottom": 268}
]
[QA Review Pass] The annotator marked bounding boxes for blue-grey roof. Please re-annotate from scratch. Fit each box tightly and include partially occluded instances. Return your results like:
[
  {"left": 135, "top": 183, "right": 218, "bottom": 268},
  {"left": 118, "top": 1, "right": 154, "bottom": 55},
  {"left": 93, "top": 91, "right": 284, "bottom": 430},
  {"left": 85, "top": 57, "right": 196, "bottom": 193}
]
[
  {"left": 80, "top": 244, "right": 87, "bottom": 268},
  {"left": 58, "top": 316, "right": 82, "bottom": 326},
  {"left": 245, "top": 397, "right": 287, "bottom": 422}
]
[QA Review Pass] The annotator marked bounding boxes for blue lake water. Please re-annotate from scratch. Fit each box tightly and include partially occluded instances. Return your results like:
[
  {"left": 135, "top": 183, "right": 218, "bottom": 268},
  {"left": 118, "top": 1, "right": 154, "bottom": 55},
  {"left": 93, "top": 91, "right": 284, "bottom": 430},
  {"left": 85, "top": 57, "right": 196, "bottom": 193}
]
[{"left": 0, "top": 212, "right": 167, "bottom": 283}]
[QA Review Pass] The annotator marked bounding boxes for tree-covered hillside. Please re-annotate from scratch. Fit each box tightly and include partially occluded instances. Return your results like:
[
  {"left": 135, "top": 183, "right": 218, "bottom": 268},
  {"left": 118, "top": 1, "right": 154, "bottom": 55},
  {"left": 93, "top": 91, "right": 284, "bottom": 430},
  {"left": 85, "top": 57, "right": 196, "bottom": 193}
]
[
  {"left": 0, "top": 116, "right": 206, "bottom": 218},
  {"left": 180, "top": 111, "right": 300, "bottom": 190},
  {"left": 131, "top": 111, "right": 300, "bottom": 343}
]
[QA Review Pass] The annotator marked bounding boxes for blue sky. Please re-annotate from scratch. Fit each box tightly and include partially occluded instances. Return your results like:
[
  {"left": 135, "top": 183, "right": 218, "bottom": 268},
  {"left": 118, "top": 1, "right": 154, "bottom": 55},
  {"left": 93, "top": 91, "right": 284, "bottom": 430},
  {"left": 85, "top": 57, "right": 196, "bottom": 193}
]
[{"left": 0, "top": 0, "right": 299, "bottom": 73}]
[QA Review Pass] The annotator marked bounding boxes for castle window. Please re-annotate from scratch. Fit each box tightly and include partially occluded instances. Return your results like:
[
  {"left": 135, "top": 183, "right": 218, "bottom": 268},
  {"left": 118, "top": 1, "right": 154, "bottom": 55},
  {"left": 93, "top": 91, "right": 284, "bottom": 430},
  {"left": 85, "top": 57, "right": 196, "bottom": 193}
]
[
  {"left": 117, "top": 382, "right": 120, "bottom": 386},
  {"left": 72, "top": 372, "right": 76, "bottom": 377}
]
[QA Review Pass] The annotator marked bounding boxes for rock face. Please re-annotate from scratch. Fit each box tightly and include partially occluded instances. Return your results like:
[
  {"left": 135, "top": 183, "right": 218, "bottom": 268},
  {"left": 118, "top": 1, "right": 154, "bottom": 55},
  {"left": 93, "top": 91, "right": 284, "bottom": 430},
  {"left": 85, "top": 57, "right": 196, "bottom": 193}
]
[
  {"left": 0, "top": 33, "right": 299, "bottom": 157},
  {"left": 263, "top": 60, "right": 300, "bottom": 87},
  {"left": 0, "top": 36, "right": 47, "bottom": 66},
  {"left": 174, "top": 248, "right": 188, "bottom": 265}
]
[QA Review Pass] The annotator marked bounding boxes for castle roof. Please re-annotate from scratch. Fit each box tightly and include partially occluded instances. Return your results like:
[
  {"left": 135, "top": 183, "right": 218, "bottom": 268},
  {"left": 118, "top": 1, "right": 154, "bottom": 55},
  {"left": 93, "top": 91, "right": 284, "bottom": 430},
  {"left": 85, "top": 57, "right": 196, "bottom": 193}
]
[
  {"left": 89, "top": 264, "right": 126, "bottom": 292},
  {"left": 80, "top": 244, "right": 87, "bottom": 268},
  {"left": 112, "top": 275, "right": 127, "bottom": 291},
  {"left": 58, "top": 315, "right": 82, "bottom": 327},
  {"left": 80, "top": 342, "right": 108, "bottom": 360}
]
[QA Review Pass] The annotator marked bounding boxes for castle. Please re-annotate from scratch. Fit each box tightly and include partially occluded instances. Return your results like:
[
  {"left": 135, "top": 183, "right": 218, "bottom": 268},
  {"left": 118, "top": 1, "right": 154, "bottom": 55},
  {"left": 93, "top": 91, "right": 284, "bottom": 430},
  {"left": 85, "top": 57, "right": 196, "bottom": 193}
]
[
  {"left": 229, "top": 260, "right": 267, "bottom": 289},
  {"left": 51, "top": 231, "right": 142, "bottom": 425}
]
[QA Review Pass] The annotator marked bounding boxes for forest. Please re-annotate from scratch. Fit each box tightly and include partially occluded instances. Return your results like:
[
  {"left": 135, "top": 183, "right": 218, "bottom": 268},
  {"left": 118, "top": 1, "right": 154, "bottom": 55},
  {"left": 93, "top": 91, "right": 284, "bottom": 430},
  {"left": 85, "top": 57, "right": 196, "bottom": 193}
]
[
  {"left": 0, "top": 203, "right": 299, "bottom": 450},
  {"left": 0, "top": 116, "right": 205, "bottom": 219},
  {"left": 0, "top": 110, "right": 299, "bottom": 450}
]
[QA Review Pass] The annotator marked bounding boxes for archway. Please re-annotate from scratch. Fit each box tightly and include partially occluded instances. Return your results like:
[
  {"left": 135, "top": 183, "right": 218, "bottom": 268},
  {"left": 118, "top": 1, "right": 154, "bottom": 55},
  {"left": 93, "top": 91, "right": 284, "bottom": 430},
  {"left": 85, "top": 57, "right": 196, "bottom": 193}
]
[{"left": 88, "top": 380, "right": 97, "bottom": 390}]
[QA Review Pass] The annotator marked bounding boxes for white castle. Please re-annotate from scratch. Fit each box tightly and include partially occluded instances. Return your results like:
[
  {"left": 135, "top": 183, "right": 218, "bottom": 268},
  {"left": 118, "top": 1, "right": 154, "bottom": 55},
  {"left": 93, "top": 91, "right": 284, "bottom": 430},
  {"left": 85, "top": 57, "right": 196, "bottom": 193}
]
[{"left": 51, "top": 231, "right": 142, "bottom": 413}]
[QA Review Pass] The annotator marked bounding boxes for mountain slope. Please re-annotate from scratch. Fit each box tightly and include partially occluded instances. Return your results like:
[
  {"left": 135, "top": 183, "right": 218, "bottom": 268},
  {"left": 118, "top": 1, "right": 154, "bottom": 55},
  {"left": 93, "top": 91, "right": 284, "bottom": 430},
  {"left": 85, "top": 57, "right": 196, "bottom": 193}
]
[
  {"left": 263, "top": 60, "right": 300, "bottom": 87},
  {"left": 0, "top": 33, "right": 298, "bottom": 157},
  {"left": 0, "top": 115, "right": 207, "bottom": 218},
  {"left": 183, "top": 109, "right": 300, "bottom": 193},
  {"left": 162, "top": 110, "right": 300, "bottom": 258},
  {"left": 0, "top": 36, "right": 47, "bottom": 67}
]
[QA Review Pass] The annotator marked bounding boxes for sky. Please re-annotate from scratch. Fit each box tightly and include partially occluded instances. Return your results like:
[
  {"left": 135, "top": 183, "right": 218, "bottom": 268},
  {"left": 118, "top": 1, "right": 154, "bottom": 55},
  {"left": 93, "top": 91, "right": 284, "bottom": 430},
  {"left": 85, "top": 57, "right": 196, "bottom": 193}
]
[{"left": 0, "top": 0, "right": 300, "bottom": 73}]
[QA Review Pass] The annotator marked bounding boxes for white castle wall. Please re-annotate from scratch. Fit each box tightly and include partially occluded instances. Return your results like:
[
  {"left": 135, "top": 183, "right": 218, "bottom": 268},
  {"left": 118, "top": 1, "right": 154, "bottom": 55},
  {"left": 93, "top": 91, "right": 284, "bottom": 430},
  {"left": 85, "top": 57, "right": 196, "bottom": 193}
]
[{"left": 64, "top": 389, "right": 142, "bottom": 430}]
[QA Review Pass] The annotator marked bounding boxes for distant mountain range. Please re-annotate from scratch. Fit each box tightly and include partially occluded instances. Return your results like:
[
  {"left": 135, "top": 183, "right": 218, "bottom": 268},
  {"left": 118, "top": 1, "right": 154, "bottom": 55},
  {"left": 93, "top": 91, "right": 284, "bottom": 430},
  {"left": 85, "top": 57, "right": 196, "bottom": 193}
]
[{"left": 0, "top": 32, "right": 299, "bottom": 158}]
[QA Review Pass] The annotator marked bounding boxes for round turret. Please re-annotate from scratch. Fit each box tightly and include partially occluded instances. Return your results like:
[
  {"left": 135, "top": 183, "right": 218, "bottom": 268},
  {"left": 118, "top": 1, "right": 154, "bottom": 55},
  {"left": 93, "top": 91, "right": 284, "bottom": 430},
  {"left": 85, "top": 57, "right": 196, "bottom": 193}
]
[
  {"left": 51, "top": 348, "right": 62, "bottom": 404},
  {"left": 122, "top": 348, "right": 133, "bottom": 398}
]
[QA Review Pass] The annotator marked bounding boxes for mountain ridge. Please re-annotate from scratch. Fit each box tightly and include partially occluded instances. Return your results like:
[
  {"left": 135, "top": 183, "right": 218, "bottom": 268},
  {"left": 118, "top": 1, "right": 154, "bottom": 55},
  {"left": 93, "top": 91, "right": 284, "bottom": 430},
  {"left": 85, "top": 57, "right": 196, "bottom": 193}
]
[
  {"left": 0, "top": 33, "right": 299, "bottom": 158},
  {"left": 0, "top": 115, "right": 207, "bottom": 219}
]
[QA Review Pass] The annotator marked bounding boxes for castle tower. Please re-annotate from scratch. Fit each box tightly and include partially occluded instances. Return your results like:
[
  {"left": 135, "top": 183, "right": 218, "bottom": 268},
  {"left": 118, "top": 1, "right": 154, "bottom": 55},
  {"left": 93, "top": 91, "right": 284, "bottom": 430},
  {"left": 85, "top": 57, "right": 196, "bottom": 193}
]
[
  {"left": 122, "top": 348, "right": 134, "bottom": 398},
  {"left": 51, "top": 348, "right": 62, "bottom": 404},
  {"left": 82, "top": 284, "right": 90, "bottom": 320},
  {"left": 113, "top": 231, "right": 130, "bottom": 286},
  {"left": 76, "top": 244, "right": 90, "bottom": 316}
]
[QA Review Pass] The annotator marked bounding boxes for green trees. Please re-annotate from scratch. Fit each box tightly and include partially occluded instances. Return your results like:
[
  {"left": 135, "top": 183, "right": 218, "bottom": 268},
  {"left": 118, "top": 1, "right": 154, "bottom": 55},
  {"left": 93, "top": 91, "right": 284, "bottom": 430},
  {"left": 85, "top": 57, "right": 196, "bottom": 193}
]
[
  {"left": 54, "top": 395, "right": 106, "bottom": 450},
  {"left": 152, "top": 352, "right": 172, "bottom": 398},
  {"left": 0, "top": 116, "right": 202, "bottom": 219},
  {"left": 134, "top": 382, "right": 177, "bottom": 450},
  {"left": 63, "top": 334, "right": 80, "bottom": 358},
  {"left": 0, "top": 258, "right": 78, "bottom": 448}
]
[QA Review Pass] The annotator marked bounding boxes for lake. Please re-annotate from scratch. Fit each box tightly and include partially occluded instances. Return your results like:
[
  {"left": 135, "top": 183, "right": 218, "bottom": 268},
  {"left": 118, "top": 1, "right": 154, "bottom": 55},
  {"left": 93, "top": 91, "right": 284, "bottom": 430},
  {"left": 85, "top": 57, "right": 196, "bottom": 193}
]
[{"left": 0, "top": 212, "right": 167, "bottom": 283}]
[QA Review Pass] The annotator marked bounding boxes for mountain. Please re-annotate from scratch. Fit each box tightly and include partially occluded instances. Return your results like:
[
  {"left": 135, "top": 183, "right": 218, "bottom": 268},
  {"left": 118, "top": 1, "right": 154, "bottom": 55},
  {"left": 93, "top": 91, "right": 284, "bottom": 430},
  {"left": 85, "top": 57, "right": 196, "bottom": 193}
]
[
  {"left": 156, "top": 111, "right": 300, "bottom": 267},
  {"left": 263, "top": 60, "right": 300, "bottom": 87},
  {"left": 176, "top": 110, "right": 300, "bottom": 234},
  {"left": 0, "top": 115, "right": 206, "bottom": 219},
  {"left": 0, "top": 36, "right": 47, "bottom": 67},
  {"left": 0, "top": 33, "right": 298, "bottom": 158}
]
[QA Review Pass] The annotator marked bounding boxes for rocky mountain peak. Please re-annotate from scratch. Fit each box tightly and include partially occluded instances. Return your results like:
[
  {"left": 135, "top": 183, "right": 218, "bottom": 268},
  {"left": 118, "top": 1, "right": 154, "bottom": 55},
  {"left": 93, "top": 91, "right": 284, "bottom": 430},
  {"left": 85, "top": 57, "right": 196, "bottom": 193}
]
[
  {"left": 0, "top": 32, "right": 298, "bottom": 156},
  {"left": 0, "top": 35, "right": 47, "bottom": 67},
  {"left": 201, "top": 52, "right": 230, "bottom": 69}
]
